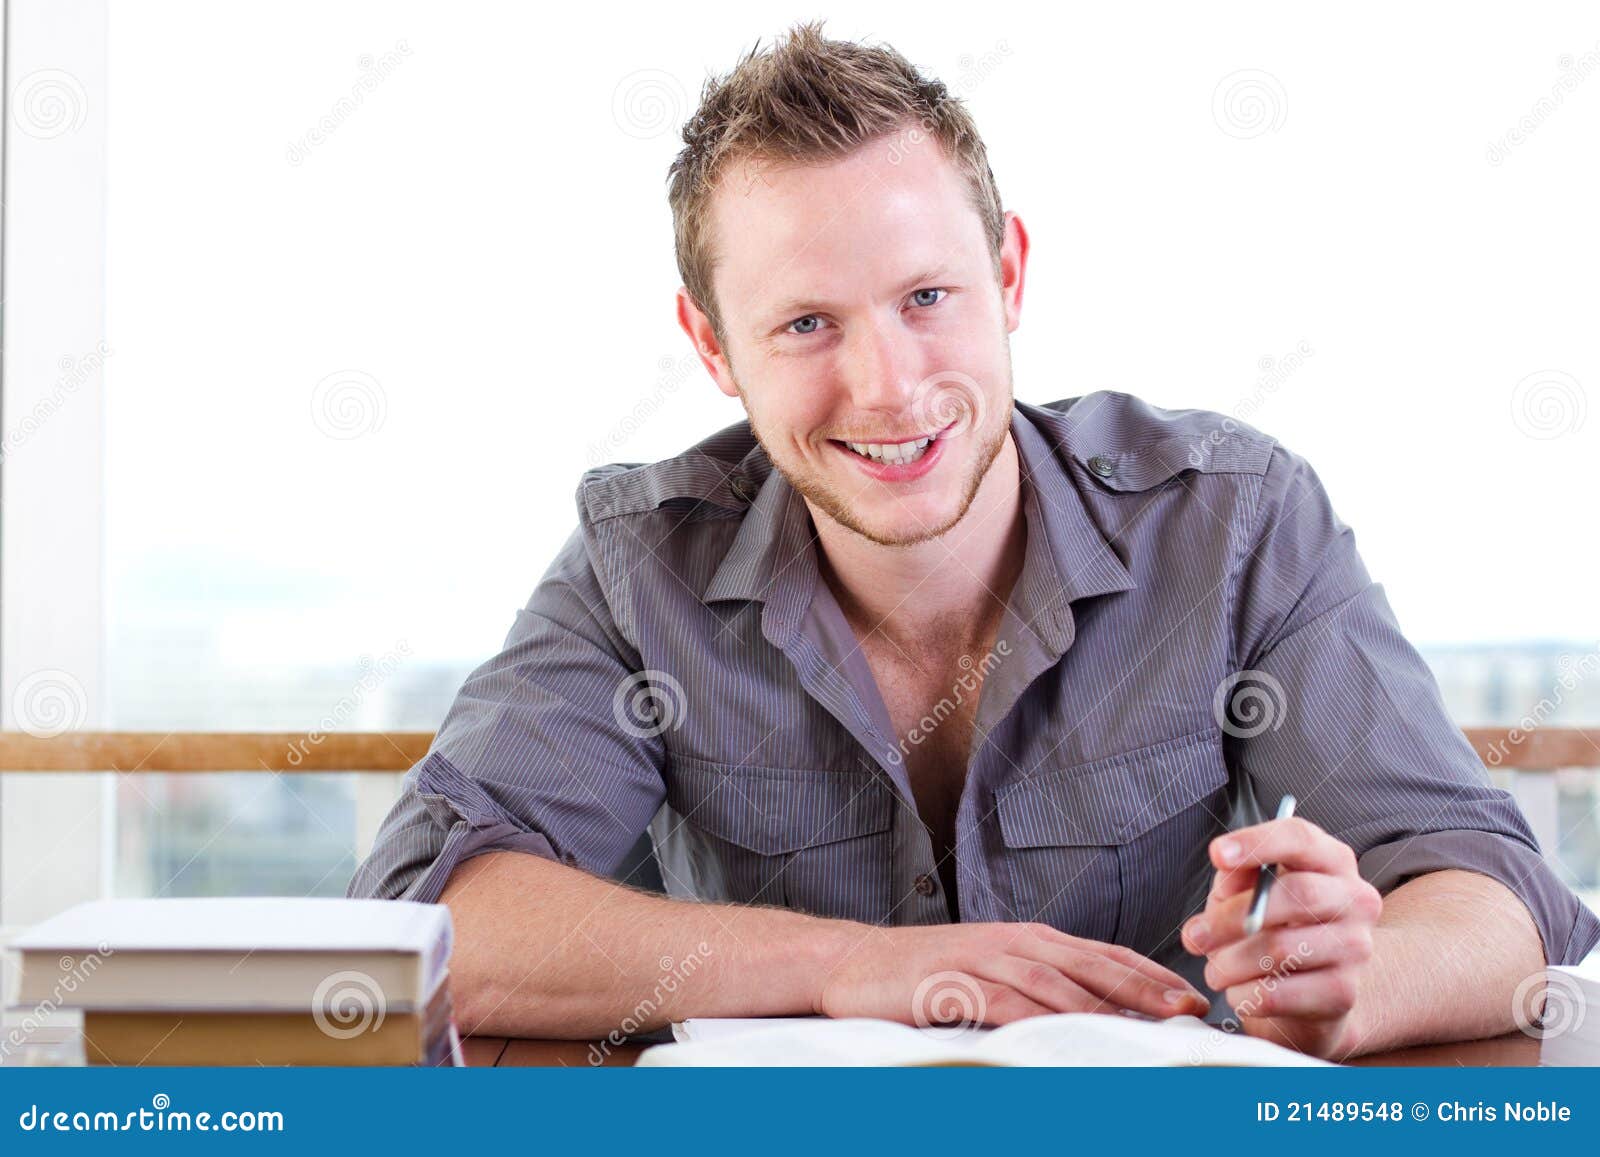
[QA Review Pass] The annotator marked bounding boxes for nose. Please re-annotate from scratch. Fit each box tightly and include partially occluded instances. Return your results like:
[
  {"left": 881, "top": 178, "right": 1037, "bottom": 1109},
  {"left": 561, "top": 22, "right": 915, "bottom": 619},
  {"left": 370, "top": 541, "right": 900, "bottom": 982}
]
[{"left": 841, "top": 314, "right": 921, "bottom": 417}]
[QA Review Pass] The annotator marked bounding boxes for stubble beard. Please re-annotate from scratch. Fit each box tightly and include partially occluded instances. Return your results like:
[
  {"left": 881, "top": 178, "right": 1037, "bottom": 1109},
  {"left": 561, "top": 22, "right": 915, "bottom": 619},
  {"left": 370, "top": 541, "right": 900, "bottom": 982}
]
[{"left": 741, "top": 387, "right": 1014, "bottom": 549}]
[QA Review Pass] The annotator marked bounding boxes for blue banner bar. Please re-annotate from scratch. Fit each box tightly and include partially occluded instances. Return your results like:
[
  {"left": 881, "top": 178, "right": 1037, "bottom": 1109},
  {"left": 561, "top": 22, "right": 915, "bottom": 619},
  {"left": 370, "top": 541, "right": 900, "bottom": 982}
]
[{"left": 3, "top": 1066, "right": 1596, "bottom": 1154}]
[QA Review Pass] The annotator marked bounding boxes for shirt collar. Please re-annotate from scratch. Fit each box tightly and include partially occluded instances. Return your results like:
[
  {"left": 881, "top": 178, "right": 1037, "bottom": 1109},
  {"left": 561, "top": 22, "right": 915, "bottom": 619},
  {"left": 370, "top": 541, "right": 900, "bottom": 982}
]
[{"left": 700, "top": 399, "right": 1137, "bottom": 650}]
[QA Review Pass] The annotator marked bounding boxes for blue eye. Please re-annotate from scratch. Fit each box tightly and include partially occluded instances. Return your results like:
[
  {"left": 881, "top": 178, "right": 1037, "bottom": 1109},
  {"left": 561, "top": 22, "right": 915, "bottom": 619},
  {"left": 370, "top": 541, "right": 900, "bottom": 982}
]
[{"left": 784, "top": 289, "right": 946, "bottom": 337}]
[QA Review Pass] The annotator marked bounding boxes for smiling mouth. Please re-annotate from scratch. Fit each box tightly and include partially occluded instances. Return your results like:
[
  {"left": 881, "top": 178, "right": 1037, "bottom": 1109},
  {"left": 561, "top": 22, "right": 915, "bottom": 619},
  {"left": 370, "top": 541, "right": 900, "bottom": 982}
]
[{"left": 828, "top": 421, "right": 954, "bottom": 466}]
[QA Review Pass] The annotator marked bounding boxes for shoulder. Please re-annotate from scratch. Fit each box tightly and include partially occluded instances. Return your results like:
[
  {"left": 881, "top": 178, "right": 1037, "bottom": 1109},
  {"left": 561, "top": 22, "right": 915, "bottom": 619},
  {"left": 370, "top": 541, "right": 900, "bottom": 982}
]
[
  {"left": 1021, "top": 389, "right": 1278, "bottom": 491},
  {"left": 574, "top": 416, "right": 765, "bottom": 527}
]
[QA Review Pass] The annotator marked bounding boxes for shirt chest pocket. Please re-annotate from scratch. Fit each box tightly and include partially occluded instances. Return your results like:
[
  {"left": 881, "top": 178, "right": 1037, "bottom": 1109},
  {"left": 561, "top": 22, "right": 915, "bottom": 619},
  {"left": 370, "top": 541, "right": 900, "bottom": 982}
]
[
  {"left": 993, "top": 729, "right": 1231, "bottom": 952},
  {"left": 660, "top": 757, "right": 896, "bottom": 925}
]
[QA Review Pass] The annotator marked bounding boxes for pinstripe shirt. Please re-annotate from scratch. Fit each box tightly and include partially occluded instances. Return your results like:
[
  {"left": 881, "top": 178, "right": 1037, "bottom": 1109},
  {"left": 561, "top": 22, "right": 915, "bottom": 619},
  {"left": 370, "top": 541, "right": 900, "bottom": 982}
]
[{"left": 348, "top": 391, "right": 1600, "bottom": 1012}]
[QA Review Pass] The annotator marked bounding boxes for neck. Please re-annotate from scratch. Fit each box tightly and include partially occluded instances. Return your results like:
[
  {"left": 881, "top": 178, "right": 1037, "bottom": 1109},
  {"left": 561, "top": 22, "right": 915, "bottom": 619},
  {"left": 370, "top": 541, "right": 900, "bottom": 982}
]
[{"left": 808, "top": 432, "right": 1026, "bottom": 656}]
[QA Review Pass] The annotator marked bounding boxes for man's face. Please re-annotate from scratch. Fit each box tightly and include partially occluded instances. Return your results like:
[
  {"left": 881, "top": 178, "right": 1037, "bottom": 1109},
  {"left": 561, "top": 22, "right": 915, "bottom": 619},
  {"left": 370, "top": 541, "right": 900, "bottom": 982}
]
[{"left": 680, "top": 130, "right": 1027, "bottom": 547}]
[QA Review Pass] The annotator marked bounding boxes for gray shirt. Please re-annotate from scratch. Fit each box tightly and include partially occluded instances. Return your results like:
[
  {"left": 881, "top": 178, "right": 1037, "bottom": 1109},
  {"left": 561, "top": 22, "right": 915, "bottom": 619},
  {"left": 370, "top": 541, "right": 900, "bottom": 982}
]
[{"left": 348, "top": 390, "right": 1600, "bottom": 1011}]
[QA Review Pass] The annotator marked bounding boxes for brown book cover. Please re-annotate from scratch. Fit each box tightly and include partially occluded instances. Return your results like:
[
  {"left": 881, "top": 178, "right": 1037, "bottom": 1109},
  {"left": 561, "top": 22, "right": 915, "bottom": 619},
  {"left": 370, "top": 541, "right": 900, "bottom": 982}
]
[{"left": 83, "top": 979, "right": 454, "bottom": 1066}]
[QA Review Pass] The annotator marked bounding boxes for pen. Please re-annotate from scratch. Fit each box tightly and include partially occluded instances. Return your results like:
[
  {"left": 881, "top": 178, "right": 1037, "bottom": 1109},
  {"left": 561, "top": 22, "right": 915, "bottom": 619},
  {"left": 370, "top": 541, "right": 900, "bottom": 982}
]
[{"left": 1242, "top": 794, "right": 1296, "bottom": 936}]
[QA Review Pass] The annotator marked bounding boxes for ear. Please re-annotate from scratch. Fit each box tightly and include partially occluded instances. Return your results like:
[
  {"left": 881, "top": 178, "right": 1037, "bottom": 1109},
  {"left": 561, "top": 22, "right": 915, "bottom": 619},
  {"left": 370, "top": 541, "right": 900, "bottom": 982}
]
[
  {"left": 676, "top": 287, "right": 739, "bottom": 399},
  {"left": 999, "top": 210, "right": 1029, "bottom": 334}
]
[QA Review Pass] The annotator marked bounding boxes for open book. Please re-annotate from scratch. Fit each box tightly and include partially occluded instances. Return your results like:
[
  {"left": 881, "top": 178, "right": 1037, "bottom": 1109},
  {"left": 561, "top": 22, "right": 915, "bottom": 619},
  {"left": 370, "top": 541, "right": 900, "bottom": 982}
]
[{"left": 642, "top": 1013, "right": 1335, "bottom": 1067}]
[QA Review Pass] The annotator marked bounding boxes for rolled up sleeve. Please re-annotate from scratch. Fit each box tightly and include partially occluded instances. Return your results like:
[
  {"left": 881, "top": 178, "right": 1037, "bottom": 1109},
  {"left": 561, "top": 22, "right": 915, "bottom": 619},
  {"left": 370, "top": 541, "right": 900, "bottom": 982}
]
[
  {"left": 347, "top": 519, "right": 667, "bottom": 904},
  {"left": 1226, "top": 442, "right": 1600, "bottom": 966}
]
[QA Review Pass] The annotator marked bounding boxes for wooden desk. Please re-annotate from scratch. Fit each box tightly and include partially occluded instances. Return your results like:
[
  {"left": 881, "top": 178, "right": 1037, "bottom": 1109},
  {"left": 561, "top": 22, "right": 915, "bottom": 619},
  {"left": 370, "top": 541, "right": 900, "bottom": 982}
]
[
  {"left": 0, "top": 1026, "right": 1538, "bottom": 1067},
  {"left": 464, "top": 1029, "right": 1541, "bottom": 1067}
]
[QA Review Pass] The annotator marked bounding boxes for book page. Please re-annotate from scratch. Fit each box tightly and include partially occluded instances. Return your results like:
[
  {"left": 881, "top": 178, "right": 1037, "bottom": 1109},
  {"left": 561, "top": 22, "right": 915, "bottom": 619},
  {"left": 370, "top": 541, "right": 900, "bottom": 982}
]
[{"left": 651, "top": 1012, "right": 1335, "bottom": 1066}]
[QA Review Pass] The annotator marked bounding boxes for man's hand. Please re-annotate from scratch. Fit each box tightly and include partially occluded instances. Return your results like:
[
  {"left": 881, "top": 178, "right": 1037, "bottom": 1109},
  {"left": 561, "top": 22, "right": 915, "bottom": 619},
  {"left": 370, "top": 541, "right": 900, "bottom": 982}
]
[
  {"left": 1181, "top": 815, "right": 1384, "bottom": 1059},
  {"left": 816, "top": 921, "right": 1212, "bottom": 1027}
]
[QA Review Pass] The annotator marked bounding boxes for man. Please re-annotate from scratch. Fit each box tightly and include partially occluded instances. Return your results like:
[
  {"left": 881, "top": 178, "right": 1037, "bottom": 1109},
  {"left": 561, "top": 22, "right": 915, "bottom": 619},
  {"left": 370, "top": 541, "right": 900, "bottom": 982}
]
[{"left": 349, "top": 22, "right": 1599, "bottom": 1060}]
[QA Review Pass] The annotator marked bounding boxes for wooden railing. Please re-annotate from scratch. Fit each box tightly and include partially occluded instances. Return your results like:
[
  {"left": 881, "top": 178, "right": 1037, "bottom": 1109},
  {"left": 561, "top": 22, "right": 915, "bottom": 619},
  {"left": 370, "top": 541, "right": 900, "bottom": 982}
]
[
  {"left": 0, "top": 732, "right": 432, "bottom": 773},
  {"left": 0, "top": 728, "right": 1594, "bottom": 773},
  {"left": 0, "top": 729, "right": 1593, "bottom": 907}
]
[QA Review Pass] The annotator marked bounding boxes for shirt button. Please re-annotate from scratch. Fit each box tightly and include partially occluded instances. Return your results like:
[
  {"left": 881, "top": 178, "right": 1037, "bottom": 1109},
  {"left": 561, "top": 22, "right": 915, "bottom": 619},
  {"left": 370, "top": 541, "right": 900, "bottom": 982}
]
[
  {"left": 730, "top": 476, "right": 758, "bottom": 502},
  {"left": 1087, "top": 454, "right": 1115, "bottom": 478},
  {"left": 914, "top": 873, "right": 937, "bottom": 897}
]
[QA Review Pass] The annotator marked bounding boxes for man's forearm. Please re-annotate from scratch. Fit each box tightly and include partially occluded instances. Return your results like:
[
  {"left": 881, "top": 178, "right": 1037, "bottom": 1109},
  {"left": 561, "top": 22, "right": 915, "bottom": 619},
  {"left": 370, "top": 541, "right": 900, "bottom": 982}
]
[
  {"left": 438, "top": 849, "right": 859, "bottom": 1039},
  {"left": 1341, "top": 868, "right": 1546, "bottom": 1056}
]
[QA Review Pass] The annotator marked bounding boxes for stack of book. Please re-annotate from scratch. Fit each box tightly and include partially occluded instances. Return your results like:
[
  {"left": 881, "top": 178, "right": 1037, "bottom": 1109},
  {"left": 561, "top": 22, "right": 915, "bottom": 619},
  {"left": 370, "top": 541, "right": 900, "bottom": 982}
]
[
  {"left": 6, "top": 897, "right": 460, "bottom": 1066},
  {"left": 1539, "top": 961, "right": 1600, "bottom": 1066}
]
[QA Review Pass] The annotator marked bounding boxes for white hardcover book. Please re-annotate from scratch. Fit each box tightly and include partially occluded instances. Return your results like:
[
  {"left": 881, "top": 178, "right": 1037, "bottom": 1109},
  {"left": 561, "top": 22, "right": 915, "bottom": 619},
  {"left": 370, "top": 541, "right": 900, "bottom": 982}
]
[{"left": 7, "top": 898, "right": 452, "bottom": 1012}]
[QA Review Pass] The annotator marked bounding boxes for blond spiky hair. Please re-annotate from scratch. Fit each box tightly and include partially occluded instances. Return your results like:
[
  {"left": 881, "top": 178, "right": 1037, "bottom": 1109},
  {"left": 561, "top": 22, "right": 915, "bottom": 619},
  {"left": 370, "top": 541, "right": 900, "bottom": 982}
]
[{"left": 666, "top": 20, "right": 1006, "bottom": 346}]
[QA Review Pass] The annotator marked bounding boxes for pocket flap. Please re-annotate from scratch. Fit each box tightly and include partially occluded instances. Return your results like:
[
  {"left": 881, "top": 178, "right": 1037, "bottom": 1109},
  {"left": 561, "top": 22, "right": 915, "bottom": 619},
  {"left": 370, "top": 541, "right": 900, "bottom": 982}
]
[
  {"left": 996, "top": 729, "right": 1229, "bottom": 848},
  {"left": 666, "top": 757, "right": 893, "bottom": 855}
]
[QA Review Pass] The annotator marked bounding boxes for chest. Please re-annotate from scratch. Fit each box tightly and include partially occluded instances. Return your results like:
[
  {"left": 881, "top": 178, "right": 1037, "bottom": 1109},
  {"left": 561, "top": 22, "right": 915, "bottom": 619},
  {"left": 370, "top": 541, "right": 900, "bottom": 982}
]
[{"left": 860, "top": 639, "right": 989, "bottom": 792}]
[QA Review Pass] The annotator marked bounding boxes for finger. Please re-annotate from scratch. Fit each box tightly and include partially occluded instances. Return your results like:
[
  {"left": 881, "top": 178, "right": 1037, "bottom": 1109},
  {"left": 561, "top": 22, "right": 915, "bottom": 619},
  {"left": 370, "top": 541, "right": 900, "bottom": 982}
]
[
  {"left": 981, "top": 948, "right": 1204, "bottom": 1020},
  {"left": 1026, "top": 925, "right": 1208, "bottom": 1000},
  {"left": 976, "top": 954, "right": 1102, "bottom": 1016},
  {"left": 972, "top": 981, "right": 1059, "bottom": 1026},
  {"left": 1186, "top": 871, "right": 1381, "bottom": 953},
  {"left": 1208, "top": 861, "right": 1260, "bottom": 904},
  {"left": 1202, "top": 920, "right": 1374, "bottom": 992},
  {"left": 1208, "top": 816, "right": 1357, "bottom": 880},
  {"left": 1225, "top": 968, "right": 1362, "bottom": 1020},
  {"left": 1024, "top": 941, "right": 1210, "bottom": 1018}
]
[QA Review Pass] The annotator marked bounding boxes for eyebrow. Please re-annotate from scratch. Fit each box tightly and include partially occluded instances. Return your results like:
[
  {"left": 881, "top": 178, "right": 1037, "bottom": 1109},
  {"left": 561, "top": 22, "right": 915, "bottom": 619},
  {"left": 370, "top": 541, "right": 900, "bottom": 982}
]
[{"left": 762, "top": 264, "right": 953, "bottom": 325}]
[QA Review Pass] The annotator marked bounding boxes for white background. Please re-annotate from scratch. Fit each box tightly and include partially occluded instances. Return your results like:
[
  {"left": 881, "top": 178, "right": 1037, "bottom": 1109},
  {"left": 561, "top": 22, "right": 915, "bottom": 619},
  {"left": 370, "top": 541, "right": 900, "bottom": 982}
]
[
  {"left": 95, "top": 1, "right": 1600, "bottom": 667},
  {"left": 2, "top": 2, "right": 1598, "bottom": 938}
]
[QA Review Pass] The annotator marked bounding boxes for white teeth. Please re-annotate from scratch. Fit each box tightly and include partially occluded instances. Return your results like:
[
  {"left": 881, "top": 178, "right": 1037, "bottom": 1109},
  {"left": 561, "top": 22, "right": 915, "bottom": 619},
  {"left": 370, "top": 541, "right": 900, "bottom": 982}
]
[{"left": 845, "top": 436, "right": 934, "bottom": 465}]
